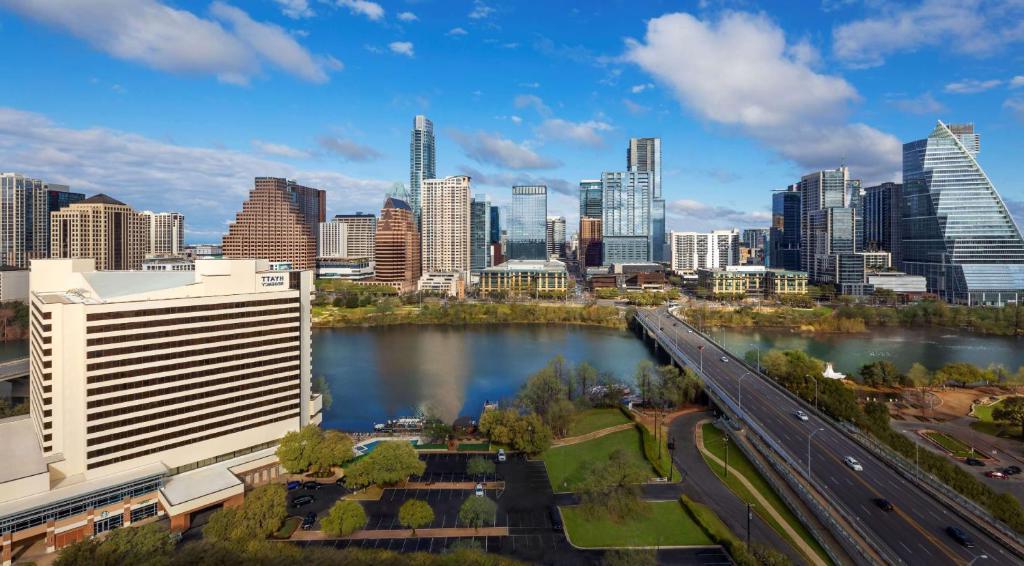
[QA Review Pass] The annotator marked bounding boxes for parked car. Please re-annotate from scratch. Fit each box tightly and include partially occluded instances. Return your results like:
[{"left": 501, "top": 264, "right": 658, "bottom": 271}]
[
  {"left": 303, "top": 481, "right": 322, "bottom": 490},
  {"left": 286, "top": 480, "right": 302, "bottom": 491},
  {"left": 688, "top": 329, "right": 694, "bottom": 333},
  {"left": 844, "top": 456, "right": 863, "bottom": 472},
  {"left": 874, "top": 498, "right": 894, "bottom": 512},
  {"left": 335, "top": 477, "right": 347, "bottom": 486},
  {"left": 720, "top": 356, "right": 729, "bottom": 362},
  {"left": 964, "top": 458, "right": 985, "bottom": 467},
  {"left": 946, "top": 526, "right": 975, "bottom": 548},
  {"left": 497, "top": 448, "right": 506, "bottom": 462},
  {"left": 1004, "top": 465, "right": 1022, "bottom": 475},
  {"left": 794, "top": 410, "right": 809, "bottom": 421},
  {"left": 301, "top": 512, "right": 317, "bottom": 530},
  {"left": 549, "top": 506, "right": 563, "bottom": 531},
  {"left": 985, "top": 471, "right": 1008, "bottom": 480},
  {"left": 475, "top": 483, "right": 484, "bottom": 497},
  {"left": 291, "top": 495, "right": 315, "bottom": 508}
]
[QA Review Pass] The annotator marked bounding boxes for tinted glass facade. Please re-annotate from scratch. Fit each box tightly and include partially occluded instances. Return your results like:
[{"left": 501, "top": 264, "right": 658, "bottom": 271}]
[
  {"left": 602, "top": 171, "right": 651, "bottom": 264},
  {"left": 508, "top": 185, "right": 547, "bottom": 260},
  {"left": 470, "top": 197, "right": 490, "bottom": 271},
  {"left": 409, "top": 115, "right": 436, "bottom": 223},
  {"left": 769, "top": 186, "right": 801, "bottom": 270},
  {"left": 579, "top": 180, "right": 603, "bottom": 219}
]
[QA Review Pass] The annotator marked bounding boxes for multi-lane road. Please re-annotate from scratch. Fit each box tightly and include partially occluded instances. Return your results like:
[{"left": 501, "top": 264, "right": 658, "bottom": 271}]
[{"left": 639, "top": 307, "right": 1014, "bottom": 565}]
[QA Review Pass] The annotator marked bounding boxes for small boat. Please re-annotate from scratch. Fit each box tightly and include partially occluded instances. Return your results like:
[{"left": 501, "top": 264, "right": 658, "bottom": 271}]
[{"left": 373, "top": 417, "right": 425, "bottom": 433}]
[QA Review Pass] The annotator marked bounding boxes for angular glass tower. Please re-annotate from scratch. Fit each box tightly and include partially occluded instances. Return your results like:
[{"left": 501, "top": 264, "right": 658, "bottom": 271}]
[
  {"left": 409, "top": 115, "right": 436, "bottom": 224},
  {"left": 628, "top": 138, "right": 665, "bottom": 262},
  {"left": 901, "top": 121, "right": 1024, "bottom": 305},
  {"left": 602, "top": 170, "right": 652, "bottom": 265},
  {"left": 470, "top": 196, "right": 491, "bottom": 271}
]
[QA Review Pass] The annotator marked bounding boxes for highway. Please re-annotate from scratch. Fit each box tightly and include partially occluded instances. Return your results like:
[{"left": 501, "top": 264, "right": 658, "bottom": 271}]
[{"left": 639, "top": 308, "right": 1013, "bottom": 566}]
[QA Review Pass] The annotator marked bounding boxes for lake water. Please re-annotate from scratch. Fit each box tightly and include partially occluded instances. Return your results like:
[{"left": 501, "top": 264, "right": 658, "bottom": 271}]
[
  {"left": 313, "top": 325, "right": 656, "bottom": 431},
  {"left": 0, "top": 340, "right": 27, "bottom": 363},
  {"left": 710, "top": 327, "right": 1024, "bottom": 377}
]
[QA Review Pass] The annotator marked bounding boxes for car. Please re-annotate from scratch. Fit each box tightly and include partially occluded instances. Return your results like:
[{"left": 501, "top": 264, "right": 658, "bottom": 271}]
[
  {"left": 688, "top": 329, "right": 694, "bottom": 333},
  {"left": 286, "top": 480, "right": 301, "bottom": 491},
  {"left": 497, "top": 448, "right": 506, "bottom": 462},
  {"left": 964, "top": 458, "right": 985, "bottom": 467},
  {"left": 874, "top": 498, "right": 894, "bottom": 512},
  {"left": 549, "top": 505, "right": 563, "bottom": 531},
  {"left": 1005, "top": 465, "right": 1022, "bottom": 475},
  {"left": 301, "top": 512, "right": 317, "bottom": 530},
  {"left": 291, "top": 495, "right": 315, "bottom": 507},
  {"left": 302, "top": 481, "right": 322, "bottom": 490},
  {"left": 720, "top": 356, "right": 729, "bottom": 362},
  {"left": 475, "top": 483, "right": 484, "bottom": 497},
  {"left": 794, "top": 410, "right": 809, "bottom": 421},
  {"left": 335, "top": 477, "right": 347, "bottom": 486},
  {"left": 844, "top": 456, "right": 863, "bottom": 472},
  {"left": 985, "top": 471, "right": 1008, "bottom": 479},
  {"left": 946, "top": 526, "right": 975, "bottom": 548}
]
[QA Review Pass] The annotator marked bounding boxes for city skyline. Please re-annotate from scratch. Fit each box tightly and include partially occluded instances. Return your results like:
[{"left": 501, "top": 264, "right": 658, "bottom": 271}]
[{"left": 0, "top": 1, "right": 1022, "bottom": 240}]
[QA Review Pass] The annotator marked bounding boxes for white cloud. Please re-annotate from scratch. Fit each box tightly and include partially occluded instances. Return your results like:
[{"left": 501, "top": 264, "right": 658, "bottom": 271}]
[
  {"left": 832, "top": 0, "right": 1024, "bottom": 68},
  {"left": 625, "top": 11, "right": 900, "bottom": 182},
  {"left": 317, "top": 135, "right": 382, "bottom": 162},
  {"left": 273, "top": 0, "right": 313, "bottom": 19},
  {"left": 468, "top": 0, "right": 494, "bottom": 20},
  {"left": 518, "top": 81, "right": 541, "bottom": 89},
  {"left": 252, "top": 140, "right": 309, "bottom": 159},
  {"left": 1009, "top": 76, "right": 1024, "bottom": 88},
  {"left": 0, "top": 0, "right": 338, "bottom": 85},
  {"left": 510, "top": 115, "right": 523, "bottom": 125},
  {"left": 388, "top": 41, "right": 414, "bottom": 57},
  {"left": 0, "top": 107, "right": 390, "bottom": 237},
  {"left": 630, "top": 83, "right": 654, "bottom": 94},
  {"left": 535, "top": 118, "right": 612, "bottom": 148},
  {"left": 458, "top": 166, "right": 574, "bottom": 196},
  {"left": 667, "top": 199, "right": 770, "bottom": 232},
  {"left": 450, "top": 130, "right": 561, "bottom": 170},
  {"left": 447, "top": 27, "right": 468, "bottom": 36},
  {"left": 1006, "top": 98, "right": 1024, "bottom": 123},
  {"left": 944, "top": 79, "right": 1002, "bottom": 94},
  {"left": 886, "top": 92, "right": 947, "bottom": 115},
  {"left": 397, "top": 11, "right": 417, "bottom": 22},
  {"left": 622, "top": 99, "right": 650, "bottom": 115},
  {"left": 513, "top": 94, "right": 551, "bottom": 116},
  {"left": 336, "top": 0, "right": 384, "bottom": 21}
]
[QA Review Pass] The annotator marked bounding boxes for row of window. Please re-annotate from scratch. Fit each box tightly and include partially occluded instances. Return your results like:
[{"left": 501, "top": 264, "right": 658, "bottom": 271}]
[
  {"left": 86, "top": 314, "right": 299, "bottom": 347},
  {"left": 0, "top": 476, "right": 162, "bottom": 534},
  {"left": 87, "top": 334, "right": 296, "bottom": 371},
  {"left": 86, "top": 325, "right": 297, "bottom": 359},
  {"left": 87, "top": 306, "right": 299, "bottom": 335},
  {"left": 87, "top": 346, "right": 297, "bottom": 386},
  {"left": 85, "top": 297, "right": 297, "bottom": 321}
]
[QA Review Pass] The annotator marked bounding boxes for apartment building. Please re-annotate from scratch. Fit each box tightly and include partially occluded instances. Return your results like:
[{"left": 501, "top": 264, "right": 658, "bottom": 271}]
[
  {"left": 50, "top": 194, "right": 150, "bottom": 271},
  {"left": 320, "top": 213, "right": 376, "bottom": 259},
  {"left": 142, "top": 211, "right": 185, "bottom": 257},
  {"left": 421, "top": 176, "right": 471, "bottom": 274},
  {"left": 669, "top": 230, "right": 740, "bottom": 275}
]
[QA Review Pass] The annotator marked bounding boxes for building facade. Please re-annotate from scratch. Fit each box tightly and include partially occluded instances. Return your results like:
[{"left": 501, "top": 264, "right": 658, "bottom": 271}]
[
  {"left": 470, "top": 196, "right": 491, "bottom": 272},
  {"left": 579, "top": 179, "right": 603, "bottom": 219},
  {"left": 222, "top": 177, "right": 318, "bottom": 271},
  {"left": 697, "top": 265, "right": 808, "bottom": 297},
  {"left": 0, "top": 173, "right": 85, "bottom": 268},
  {"left": 861, "top": 182, "right": 903, "bottom": 262},
  {"left": 421, "top": 176, "right": 471, "bottom": 273},
  {"left": 319, "top": 213, "right": 375, "bottom": 260},
  {"left": 479, "top": 260, "right": 568, "bottom": 295},
  {"left": 602, "top": 170, "right": 651, "bottom": 265},
  {"left": 769, "top": 185, "right": 801, "bottom": 271},
  {"left": 546, "top": 216, "right": 566, "bottom": 259},
  {"left": 627, "top": 138, "right": 665, "bottom": 262},
  {"left": 372, "top": 196, "right": 420, "bottom": 293},
  {"left": 409, "top": 115, "right": 436, "bottom": 223},
  {"left": 807, "top": 207, "right": 856, "bottom": 283},
  {"left": 287, "top": 182, "right": 326, "bottom": 241},
  {"left": 799, "top": 167, "right": 849, "bottom": 272},
  {"left": 669, "top": 230, "right": 740, "bottom": 275},
  {"left": 579, "top": 217, "right": 603, "bottom": 270},
  {"left": 141, "top": 211, "right": 185, "bottom": 257},
  {"left": 507, "top": 185, "right": 547, "bottom": 260},
  {"left": 50, "top": 194, "right": 149, "bottom": 271}
]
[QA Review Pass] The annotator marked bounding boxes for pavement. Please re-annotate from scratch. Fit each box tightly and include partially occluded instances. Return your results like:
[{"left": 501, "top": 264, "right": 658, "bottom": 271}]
[{"left": 642, "top": 307, "right": 1015, "bottom": 565}]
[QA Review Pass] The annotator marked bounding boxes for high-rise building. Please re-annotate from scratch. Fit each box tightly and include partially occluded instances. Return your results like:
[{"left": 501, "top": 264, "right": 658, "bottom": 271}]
[
  {"left": 602, "top": 170, "right": 652, "bottom": 264},
  {"left": 808, "top": 207, "right": 856, "bottom": 282},
  {"left": 421, "top": 175, "right": 471, "bottom": 273},
  {"left": 546, "top": 216, "right": 566, "bottom": 259},
  {"left": 799, "top": 167, "right": 849, "bottom": 272},
  {"left": 508, "top": 185, "right": 548, "bottom": 260},
  {"left": 769, "top": 185, "right": 802, "bottom": 271},
  {"left": 669, "top": 230, "right": 739, "bottom": 274},
  {"left": 50, "top": 194, "right": 149, "bottom": 270},
  {"left": 222, "top": 177, "right": 318, "bottom": 271},
  {"left": 409, "top": 115, "right": 436, "bottom": 223},
  {"left": 861, "top": 182, "right": 903, "bottom": 262},
  {"left": 902, "top": 121, "right": 1024, "bottom": 304},
  {"left": 579, "top": 217, "right": 603, "bottom": 269},
  {"left": 0, "top": 173, "right": 85, "bottom": 268},
  {"left": 470, "top": 196, "right": 491, "bottom": 271},
  {"left": 142, "top": 211, "right": 185, "bottom": 257},
  {"left": 627, "top": 138, "right": 665, "bottom": 261},
  {"left": 373, "top": 196, "right": 420, "bottom": 292},
  {"left": 579, "top": 179, "right": 603, "bottom": 219},
  {"left": 318, "top": 221, "right": 348, "bottom": 258},
  {"left": 489, "top": 205, "right": 501, "bottom": 244},
  {"left": 287, "top": 181, "right": 326, "bottom": 240},
  {"left": 741, "top": 228, "right": 768, "bottom": 250},
  {"left": 322, "top": 213, "right": 376, "bottom": 258}
]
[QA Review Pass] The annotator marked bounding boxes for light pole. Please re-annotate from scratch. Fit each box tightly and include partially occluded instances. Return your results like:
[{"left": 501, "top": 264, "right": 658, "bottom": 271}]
[
  {"left": 807, "top": 428, "right": 824, "bottom": 477},
  {"left": 738, "top": 372, "right": 752, "bottom": 416},
  {"left": 724, "top": 434, "right": 730, "bottom": 479}
]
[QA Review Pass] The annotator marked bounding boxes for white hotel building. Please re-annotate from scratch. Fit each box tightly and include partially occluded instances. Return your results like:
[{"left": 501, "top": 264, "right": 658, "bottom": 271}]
[{"left": 0, "top": 258, "right": 318, "bottom": 563}]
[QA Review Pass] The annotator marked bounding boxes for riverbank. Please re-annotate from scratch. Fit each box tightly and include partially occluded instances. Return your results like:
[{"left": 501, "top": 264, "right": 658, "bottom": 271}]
[{"left": 312, "top": 302, "right": 627, "bottom": 329}]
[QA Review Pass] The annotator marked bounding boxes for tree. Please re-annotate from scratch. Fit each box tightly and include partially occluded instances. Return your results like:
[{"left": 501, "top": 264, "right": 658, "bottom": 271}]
[
  {"left": 422, "top": 417, "right": 454, "bottom": 444},
  {"left": 56, "top": 523, "right": 174, "bottom": 566},
  {"left": 633, "top": 360, "right": 657, "bottom": 406},
  {"left": 311, "top": 430, "right": 354, "bottom": 475},
  {"left": 934, "top": 362, "right": 989, "bottom": 387},
  {"left": 479, "top": 408, "right": 518, "bottom": 445},
  {"left": 518, "top": 365, "right": 567, "bottom": 419},
  {"left": 466, "top": 456, "right": 496, "bottom": 478},
  {"left": 658, "top": 365, "right": 701, "bottom": 407},
  {"left": 276, "top": 425, "right": 321, "bottom": 474},
  {"left": 576, "top": 448, "right": 650, "bottom": 521},
  {"left": 344, "top": 440, "right": 426, "bottom": 489},
  {"left": 458, "top": 496, "right": 497, "bottom": 532},
  {"left": 509, "top": 412, "right": 553, "bottom": 454},
  {"left": 312, "top": 375, "right": 333, "bottom": 411},
  {"left": 204, "top": 484, "right": 287, "bottom": 543},
  {"left": 859, "top": 360, "right": 906, "bottom": 387},
  {"left": 320, "top": 500, "right": 367, "bottom": 537},
  {"left": 574, "top": 362, "right": 598, "bottom": 403},
  {"left": 907, "top": 363, "right": 931, "bottom": 388},
  {"left": 992, "top": 396, "right": 1024, "bottom": 437},
  {"left": 399, "top": 499, "right": 434, "bottom": 535},
  {"left": 546, "top": 398, "right": 576, "bottom": 438}
]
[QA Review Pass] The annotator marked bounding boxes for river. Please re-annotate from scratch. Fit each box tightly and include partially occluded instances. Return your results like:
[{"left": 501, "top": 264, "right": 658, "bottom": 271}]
[{"left": 313, "top": 325, "right": 657, "bottom": 431}]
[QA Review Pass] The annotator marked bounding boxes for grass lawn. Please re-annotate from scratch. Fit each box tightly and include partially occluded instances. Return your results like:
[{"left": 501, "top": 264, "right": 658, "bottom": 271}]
[
  {"left": 923, "top": 431, "right": 975, "bottom": 458},
  {"left": 272, "top": 516, "right": 301, "bottom": 539},
  {"left": 700, "top": 424, "right": 828, "bottom": 563},
  {"left": 541, "top": 428, "right": 651, "bottom": 492},
  {"left": 972, "top": 399, "right": 1023, "bottom": 440},
  {"left": 343, "top": 485, "right": 384, "bottom": 501},
  {"left": 561, "top": 501, "right": 712, "bottom": 548},
  {"left": 568, "top": 408, "right": 631, "bottom": 437}
]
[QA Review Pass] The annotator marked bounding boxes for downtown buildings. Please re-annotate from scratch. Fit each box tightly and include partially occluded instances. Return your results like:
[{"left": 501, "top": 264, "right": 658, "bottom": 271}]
[
  {"left": 507, "top": 185, "right": 548, "bottom": 260},
  {"left": 420, "top": 175, "right": 471, "bottom": 274},
  {"left": 628, "top": 137, "right": 666, "bottom": 262},
  {"left": 602, "top": 170, "right": 652, "bottom": 264},
  {"left": 372, "top": 196, "right": 420, "bottom": 292},
  {"left": 669, "top": 230, "right": 740, "bottom": 275},
  {"left": 50, "top": 194, "right": 151, "bottom": 271},
  {"left": 318, "top": 213, "right": 376, "bottom": 260},
  {"left": 0, "top": 173, "right": 84, "bottom": 269},
  {"left": 409, "top": 115, "right": 436, "bottom": 224},
  {"left": 142, "top": 211, "right": 185, "bottom": 257}
]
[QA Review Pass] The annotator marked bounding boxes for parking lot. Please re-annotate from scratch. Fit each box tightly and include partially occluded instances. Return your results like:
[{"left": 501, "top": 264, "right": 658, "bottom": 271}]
[
  {"left": 410, "top": 452, "right": 499, "bottom": 483},
  {"left": 363, "top": 488, "right": 503, "bottom": 530}
]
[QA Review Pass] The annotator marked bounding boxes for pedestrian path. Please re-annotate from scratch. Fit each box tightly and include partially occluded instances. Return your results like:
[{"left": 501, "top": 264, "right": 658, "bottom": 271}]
[
  {"left": 403, "top": 481, "right": 504, "bottom": 490},
  {"left": 551, "top": 423, "right": 633, "bottom": 447},
  {"left": 291, "top": 526, "right": 509, "bottom": 541}
]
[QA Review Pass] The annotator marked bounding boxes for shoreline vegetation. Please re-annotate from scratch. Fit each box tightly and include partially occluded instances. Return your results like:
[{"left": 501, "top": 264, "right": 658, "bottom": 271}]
[{"left": 313, "top": 302, "right": 628, "bottom": 329}]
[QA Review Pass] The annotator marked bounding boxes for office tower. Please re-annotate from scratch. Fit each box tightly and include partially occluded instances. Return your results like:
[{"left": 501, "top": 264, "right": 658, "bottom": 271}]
[
  {"left": 579, "top": 217, "right": 603, "bottom": 269},
  {"left": 33, "top": 182, "right": 84, "bottom": 261},
  {"left": 902, "top": 121, "right": 1024, "bottom": 304},
  {"left": 602, "top": 170, "right": 652, "bottom": 264},
  {"left": 142, "top": 211, "right": 185, "bottom": 257},
  {"left": 50, "top": 194, "right": 149, "bottom": 270},
  {"left": 222, "top": 177, "right": 318, "bottom": 271},
  {"left": 769, "top": 185, "right": 802, "bottom": 271},
  {"left": 861, "top": 182, "right": 903, "bottom": 260},
  {"left": 669, "top": 230, "right": 739, "bottom": 274},
  {"left": 741, "top": 229, "right": 768, "bottom": 250},
  {"left": 508, "top": 185, "right": 548, "bottom": 260},
  {"left": 799, "top": 167, "right": 849, "bottom": 272},
  {"left": 287, "top": 181, "right": 326, "bottom": 240},
  {"left": 421, "top": 175, "right": 471, "bottom": 273},
  {"left": 628, "top": 138, "right": 665, "bottom": 262},
  {"left": 546, "top": 216, "right": 566, "bottom": 259},
  {"left": 807, "top": 207, "right": 856, "bottom": 282},
  {"left": 323, "top": 213, "right": 376, "bottom": 258},
  {"left": 579, "top": 179, "right": 603, "bottom": 219},
  {"left": 318, "top": 221, "right": 348, "bottom": 258},
  {"left": 374, "top": 196, "right": 421, "bottom": 292},
  {"left": 409, "top": 115, "right": 436, "bottom": 222},
  {"left": 489, "top": 205, "right": 501, "bottom": 244},
  {"left": 470, "top": 196, "right": 491, "bottom": 271},
  {"left": 0, "top": 173, "right": 84, "bottom": 268}
]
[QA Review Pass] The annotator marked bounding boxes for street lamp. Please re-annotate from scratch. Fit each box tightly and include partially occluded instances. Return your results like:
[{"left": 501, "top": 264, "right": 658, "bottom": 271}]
[
  {"left": 699, "top": 345, "right": 704, "bottom": 374},
  {"left": 738, "top": 372, "right": 752, "bottom": 416},
  {"left": 807, "top": 428, "right": 824, "bottom": 477}
]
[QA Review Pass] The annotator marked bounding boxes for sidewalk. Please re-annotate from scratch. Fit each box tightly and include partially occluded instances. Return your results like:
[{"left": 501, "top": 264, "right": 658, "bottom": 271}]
[
  {"left": 551, "top": 423, "right": 633, "bottom": 447},
  {"left": 403, "top": 481, "right": 504, "bottom": 490},
  {"left": 291, "top": 526, "right": 509, "bottom": 541}
]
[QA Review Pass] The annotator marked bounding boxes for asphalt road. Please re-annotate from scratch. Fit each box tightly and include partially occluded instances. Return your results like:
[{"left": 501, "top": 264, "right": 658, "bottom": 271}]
[{"left": 640, "top": 308, "right": 1012, "bottom": 566}]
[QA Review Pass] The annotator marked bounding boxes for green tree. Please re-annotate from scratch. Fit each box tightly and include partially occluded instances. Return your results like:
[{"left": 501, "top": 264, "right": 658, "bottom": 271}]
[
  {"left": 320, "top": 500, "right": 367, "bottom": 537},
  {"left": 276, "top": 424, "right": 321, "bottom": 474},
  {"left": 466, "top": 456, "right": 496, "bottom": 477},
  {"left": 935, "top": 362, "right": 989, "bottom": 387},
  {"left": 204, "top": 484, "right": 287, "bottom": 543},
  {"left": 907, "top": 363, "right": 931, "bottom": 388},
  {"left": 56, "top": 523, "right": 174, "bottom": 566},
  {"left": 399, "top": 499, "right": 434, "bottom": 535},
  {"left": 310, "top": 430, "right": 354, "bottom": 475},
  {"left": 344, "top": 440, "right": 426, "bottom": 489},
  {"left": 633, "top": 360, "right": 657, "bottom": 406},
  {"left": 422, "top": 417, "right": 454, "bottom": 444},
  {"left": 518, "top": 365, "right": 567, "bottom": 419},
  {"left": 458, "top": 496, "right": 497, "bottom": 532},
  {"left": 657, "top": 365, "right": 701, "bottom": 407},
  {"left": 312, "top": 375, "right": 333, "bottom": 411},
  {"left": 859, "top": 360, "right": 906, "bottom": 387},
  {"left": 509, "top": 412, "right": 553, "bottom": 454},
  {"left": 545, "top": 398, "right": 576, "bottom": 438},
  {"left": 576, "top": 448, "right": 650, "bottom": 521},
  {"left": 574, "top": 362, "right": 598, "bottom": 404},
  {"left": 992, "top": 396, "right": 1024, "bottom": 437},
  {"left": 479, "top": 408, "right": 518, "bottom": 445}
]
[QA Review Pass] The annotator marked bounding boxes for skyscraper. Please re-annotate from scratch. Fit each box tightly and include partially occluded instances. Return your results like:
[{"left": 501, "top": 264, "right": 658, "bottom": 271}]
[
  {"left": 628, "top": 138, "right": 665, "bottom": 262},
  {"left": 546, "top": 216, "right": 566, "bottom": 259},
  {"left": 861, "top": 182, "right": 903, "bottom": 261},
  {"left": 807, "top": 207, "right": 856, "bottom": 282},
  {"left": 602, "top": 170, "right": 651, "bottom": 264},
  {"left": 287, "top": 181, "right": 326, "bottom": 240},
  {"left": 669, "top": 230, "right": 739, "bottom": 274},
  {"left": 769, "top": 185, "right": 801, "bottom": 270},
  {"left": 0, "top": 173, "right": 84, "bottom": 268},
  {"left": 222, "top": 177, "right": 318, "bottom": 270},
  {"left": 421, "top": 175, "right": 471, "bottom": 273},
  {"left": 902, "top": 121, "right": 1024, "bottom": 304},
  {"left": 579, "top": 217, "right": 603, "bottom": 269},
  {"left": 323, "top": 213, "right": 376, "bottom": 258},
  {"left": 508, "top": 185, "right": 547, "bottom": 260},
  {"left": 579, "top": 179, "right": 603, "bottom": 219},
  {"left": 374, "top": 196, "right": 420, "bottom": 292},
  {"left": 799, "top": 167, "right": 849, "bottom": 272},
  {"left": 470, "top": 196, "right": 491, "bottom": 271},
  {"left": 142, "top": 211, "right": 185, "bottom": 257},
  {"left": 409, "top": 115, "right": 436, "bottom": 223},
  {"left": 50, "top": 194, "right": 150, "bottom": 270}
]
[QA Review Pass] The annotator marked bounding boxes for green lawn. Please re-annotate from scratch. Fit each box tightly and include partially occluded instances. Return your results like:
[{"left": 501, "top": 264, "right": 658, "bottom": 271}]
[
  {"left": 568, "top": 408, "right": 631, "bottom": 437},
  {"left": 923, "top": 431, "right": 975, "bottom": 458},
  {"left": 972, "top": 399, "right": 1023, "bottom": 440},
  {"left": 561, "top": 501, "right": 713, "bottom": 548},
  {"left": 456, "top": 442, "right": 490, "bottom": 451},
  {"left": 541, "top": 428, "right": 651, "bottom": 492},
  {"left": 700, "top": 424, "right": 828, "bottom": 563},
  {"left": 272, "top": 516, "right": 301, "bottom": 539}
]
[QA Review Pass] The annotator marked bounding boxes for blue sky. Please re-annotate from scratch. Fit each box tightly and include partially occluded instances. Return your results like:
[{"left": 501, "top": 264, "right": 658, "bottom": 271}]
[{"left": 0, "top": 0, "right": 1022, "bottom": 242}]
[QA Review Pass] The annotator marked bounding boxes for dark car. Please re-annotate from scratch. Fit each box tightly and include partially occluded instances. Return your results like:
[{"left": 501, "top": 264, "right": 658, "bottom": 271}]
[
  {"left": 874, "top": 498, "right": 894, "bottom": 512},
  {"left": 301, "top": 512, "right": 317, "bottom": 530},
  {"left": 946, "top": 526, "right": 975, "bottom": 548},
  {"left": 1005, "top": 465, "right": 1022, "bottom": 475},
  {"left": 291, "top": 495, "right": 315, "bottom": 508},
  {"left": 302, "top": 481, "right": 322, "bottom": 490},
  {"left": 964, "top": 458, "right": 985, "bottom": 467},
  {"left": 549, "top": 506, "right": 563, "bottom": 532},
  {"left": 286, "top": 480, "right": 301, "bottom": 491},
  {"left": 335, "top": 477, "right": 347, "bottom": 486}
]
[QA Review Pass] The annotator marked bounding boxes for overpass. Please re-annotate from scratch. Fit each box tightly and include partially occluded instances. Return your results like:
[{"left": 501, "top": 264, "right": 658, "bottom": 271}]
[
  {"left": 635, "top": 308, "right": 1020, "bottom": 565},
  {"left": 0, "top": 358, "right": 28, "bottom": 383}
]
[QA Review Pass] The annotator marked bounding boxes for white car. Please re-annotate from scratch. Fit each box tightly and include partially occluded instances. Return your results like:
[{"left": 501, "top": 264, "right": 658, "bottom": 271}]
[
  {"left": 794, "top": 410, "right": 809, "bottom": 421},
  {"left": 688, "top": 329, "right": 694, "bottom": 334},
  {"left": 475, "top": 483, "right": 484, "bottom": 497},
  {"left": 720, "top": 356, "right": 729, "bottom": 362},
  {"left": 844, "top": 456, "right": 863, "bottom": 472},
  {"left": 497, "top": 448, "right": 506, "bottom": 462}
]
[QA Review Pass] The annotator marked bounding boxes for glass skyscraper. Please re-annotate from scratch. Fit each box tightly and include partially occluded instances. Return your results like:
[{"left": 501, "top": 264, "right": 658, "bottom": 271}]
[
  {"left": 799, "top": 167, "right": 849, "bottom": 272},
  {"left": 489, "top": 205, "right": 501, "bottom": 244},
  {"left": 470, "top": 196, "right": 491, "bottom": 271},
  {"left": 508, "top": 185, "right": 547, "bottom": 260},
  {"left": 861, "top": 182, "right": 903, "bottom": 262},
  {"left": 769, "top": 184, "right": 801, "bottom": 270},
  {"left": 627, "top": 138, "right": 665, "bottom": 262},
  {"left": 901, "top": 121, "right": 1024, "bottom": 305},
  {"left": 602, "top": 170, "right": 652, "bottom": 265},
  {"left": 409, "top": 115, "right": 436, "bottom": 224},
  {"left": 579, "top": 180, "right": 603, "bottom": 219}
]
